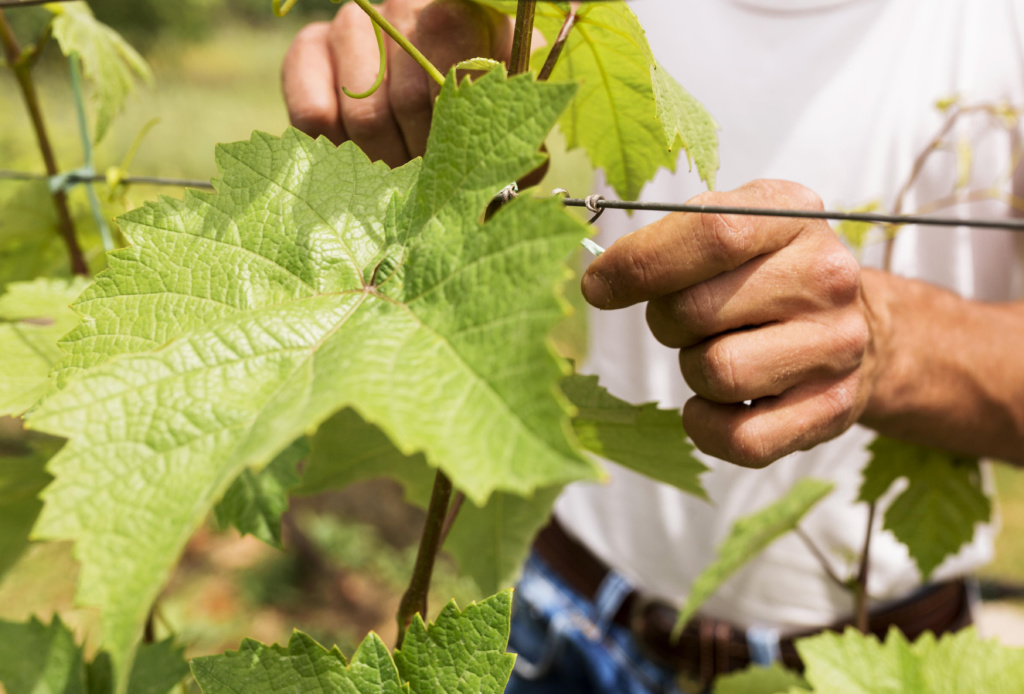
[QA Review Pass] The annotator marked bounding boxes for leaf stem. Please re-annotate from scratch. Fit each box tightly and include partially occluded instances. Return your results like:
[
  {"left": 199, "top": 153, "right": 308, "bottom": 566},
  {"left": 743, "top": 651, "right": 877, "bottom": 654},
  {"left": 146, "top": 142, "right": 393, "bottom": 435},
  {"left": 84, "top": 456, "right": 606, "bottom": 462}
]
[
  {"left": 795, "top": 526, "right": 849, "bottom": 594},
  {"left": 352, "top": 0, "right": 445, "bottom": 87},
  {"left": 396, "top": 470, "right": 453, "bottom": 648},
  {"left": 439, "top": 491, "right": 466, "bottom": 546},
  {"left": 509, "top": 0, "right": 537, "bottom": 77},
  {"left": 0, "top": 9, "right": 87, "bottom": 275},
  {"left": 537, "top": 6, "right": 576, "bottom": 82},
  {"left": 853, "top": 502, "right": 877, "bottom": 633}
]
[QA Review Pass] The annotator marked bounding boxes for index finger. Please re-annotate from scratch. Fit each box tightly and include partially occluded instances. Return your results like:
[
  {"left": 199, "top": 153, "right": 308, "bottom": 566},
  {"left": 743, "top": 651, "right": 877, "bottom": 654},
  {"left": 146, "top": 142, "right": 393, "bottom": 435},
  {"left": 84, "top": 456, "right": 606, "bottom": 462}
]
[{"left": 581, "top": 180, "right": 824, "bottom": 310}]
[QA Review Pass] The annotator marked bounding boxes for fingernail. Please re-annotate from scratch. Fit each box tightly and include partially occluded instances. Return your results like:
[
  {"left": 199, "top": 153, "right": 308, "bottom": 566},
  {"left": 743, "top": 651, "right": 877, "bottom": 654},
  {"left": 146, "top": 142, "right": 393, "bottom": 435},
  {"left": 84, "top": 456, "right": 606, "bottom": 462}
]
[{"left": 582, "top": 272, "right": 612, "bottom": 308}]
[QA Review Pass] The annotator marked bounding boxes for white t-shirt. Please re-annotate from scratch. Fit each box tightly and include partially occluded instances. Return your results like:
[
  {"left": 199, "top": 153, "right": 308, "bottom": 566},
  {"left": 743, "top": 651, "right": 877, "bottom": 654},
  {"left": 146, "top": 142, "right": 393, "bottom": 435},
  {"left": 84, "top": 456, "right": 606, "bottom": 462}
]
[{"left": 555, "top": 0, "right": 1024, "bottom": 632}]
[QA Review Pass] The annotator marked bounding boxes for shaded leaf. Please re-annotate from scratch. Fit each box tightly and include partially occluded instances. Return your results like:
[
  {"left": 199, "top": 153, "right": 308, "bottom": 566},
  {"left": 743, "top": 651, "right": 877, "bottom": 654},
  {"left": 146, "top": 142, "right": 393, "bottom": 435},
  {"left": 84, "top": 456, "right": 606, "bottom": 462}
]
[
  {"left": 0, "top": 432, "right": 62, "bottom": 583},
  {"left": 444, "top": 487, "right": 562, "bottom": 595},
  {"left": 49, "top": 2, "right": 153, "bottom": 142},
  {"left": 0, "top": 616, "right": 86, "bottom": 694},
  {"left": 674, "top": 479, "right": 834, "bottom": 635},
  {"left": 562, "top": 374, "right": 708, "bottom": 500},
  {"left": 859, "top": 437, "right": 990, "bottom": 580},
  {"left": 214, "top": 438, "right": 309, "bottom": 548}
]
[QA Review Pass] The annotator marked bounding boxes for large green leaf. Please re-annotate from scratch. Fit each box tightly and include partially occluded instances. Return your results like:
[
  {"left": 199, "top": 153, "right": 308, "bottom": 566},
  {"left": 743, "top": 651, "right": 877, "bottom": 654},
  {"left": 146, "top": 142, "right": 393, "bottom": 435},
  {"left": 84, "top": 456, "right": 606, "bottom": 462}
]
[
  {"left": 0, "top": 617, "right": 187, "bottom": 694},
  {"left": 0, "top": 277, "right": 88, "bottom": 416},
  {"left": 191, "top": 592, "right": 514, "bottom": 694},
  {"left": 562, "top": 374, "right": 708, "bottom": 500},
  {"left": 858, "top": 437, "right": 990, "bottom": 580},
  {"left": 673, "top": 479, "right": 834, "bottom": 636},
  {"left": 214, "top": 438, "right": 308, "bottom": 549},
  {"left": 394, "top": 591, "right": 515, "bottom": 694},
  {"left": 0, "top": 432, "right": 62, "bottom": 583},
  {"left": 48, "top": 2, "right": 153, "bottom": 143},
  {"left": 793, "top": 627, "right": 1024, "bottom": 694},
  {"left": 28, "top": 70, "right": 596, "bottom": 687}
]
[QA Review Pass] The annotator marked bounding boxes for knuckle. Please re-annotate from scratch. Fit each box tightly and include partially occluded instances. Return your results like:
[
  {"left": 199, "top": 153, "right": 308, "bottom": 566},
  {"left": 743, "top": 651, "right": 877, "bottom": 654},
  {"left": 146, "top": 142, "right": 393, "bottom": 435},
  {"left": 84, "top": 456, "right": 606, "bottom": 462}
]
[
  {"left": 694, "top": 341, "right": 742, "bottom": 402},
  {"left": 726, "top": 424, "right": 773, "bottom": 468},
  {"left": 697, "top": 211, "right": 753, "bottom": 268},
  {"left": 336, "top": 0, "right": 367, "bottom": 26},
  {"left": 819, "top": 379, "right": 858, "bottom": 428},
  {"left": 811, "top": 247, "right": 861, "bottom": 306},
  {"left": 832, "top": 313, "right": 870, "bottom": 366},
  {"left": 289, "top": 98, "right": 339, "bottom": 137}
]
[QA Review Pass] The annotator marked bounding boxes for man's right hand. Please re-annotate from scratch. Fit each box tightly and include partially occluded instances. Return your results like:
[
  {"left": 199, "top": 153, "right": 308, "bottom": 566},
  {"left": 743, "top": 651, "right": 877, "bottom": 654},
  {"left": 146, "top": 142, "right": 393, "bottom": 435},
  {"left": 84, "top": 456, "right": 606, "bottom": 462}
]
[{"left": 281, "top": 0, "right": 512, "bottom": 168}]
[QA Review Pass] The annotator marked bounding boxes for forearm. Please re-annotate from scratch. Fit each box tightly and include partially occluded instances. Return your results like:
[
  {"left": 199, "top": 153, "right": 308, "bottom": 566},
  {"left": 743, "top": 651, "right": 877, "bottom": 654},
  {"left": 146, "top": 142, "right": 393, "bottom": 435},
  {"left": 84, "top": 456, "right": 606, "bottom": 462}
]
[{"left": 859, "top": 268, "right": 1024, "bottom": 463}]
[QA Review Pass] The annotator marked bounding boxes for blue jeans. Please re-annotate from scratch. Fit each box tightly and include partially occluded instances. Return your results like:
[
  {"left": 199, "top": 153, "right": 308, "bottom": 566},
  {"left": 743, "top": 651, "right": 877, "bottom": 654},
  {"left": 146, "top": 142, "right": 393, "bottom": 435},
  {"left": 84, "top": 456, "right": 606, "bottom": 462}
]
[{"left": 505, "top": 553, "right": 683, "bottom": 694}]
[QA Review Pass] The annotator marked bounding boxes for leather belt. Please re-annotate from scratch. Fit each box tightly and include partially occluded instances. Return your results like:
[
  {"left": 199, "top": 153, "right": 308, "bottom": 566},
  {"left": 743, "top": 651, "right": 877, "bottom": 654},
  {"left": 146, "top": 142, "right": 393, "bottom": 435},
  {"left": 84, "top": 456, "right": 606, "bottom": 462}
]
[{"left": 534, "top": 518, "right": 970, "bottom": 686}]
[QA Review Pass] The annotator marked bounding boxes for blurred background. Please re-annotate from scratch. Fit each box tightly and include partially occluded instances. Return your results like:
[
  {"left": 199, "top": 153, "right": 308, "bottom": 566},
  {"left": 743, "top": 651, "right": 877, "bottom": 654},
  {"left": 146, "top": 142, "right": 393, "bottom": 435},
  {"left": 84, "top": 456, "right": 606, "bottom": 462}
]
[{"left": 2, "top": 0, "right": 1024, "bottom": 672}]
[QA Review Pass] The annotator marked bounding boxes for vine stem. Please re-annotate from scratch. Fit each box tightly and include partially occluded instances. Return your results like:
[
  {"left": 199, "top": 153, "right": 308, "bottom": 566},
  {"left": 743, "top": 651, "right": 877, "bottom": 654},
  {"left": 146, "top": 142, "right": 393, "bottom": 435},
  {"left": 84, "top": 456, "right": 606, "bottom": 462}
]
[
  {"left": 439, "top": 491, "right": 466, "bottom": 546},
  {"left": 396, "top": 470, "right": 453, "bottom": 648},
  {"left": 795, "top": 526, "right": 849, "bottom": 593},
  {"left": 853, "top": 502, "right": 877, "bottom": 633},
  {"left": 537, "top": 6, "right": 576, "bottom": 81},
  {"left": 0, "top": 10, "right": 87, "bottom": 275},
  {"left": 352, "top": 0, "right": 445, "bottom": 87},
  {"left": 509, "top": 1, "right": 537, "bottom": 77}
]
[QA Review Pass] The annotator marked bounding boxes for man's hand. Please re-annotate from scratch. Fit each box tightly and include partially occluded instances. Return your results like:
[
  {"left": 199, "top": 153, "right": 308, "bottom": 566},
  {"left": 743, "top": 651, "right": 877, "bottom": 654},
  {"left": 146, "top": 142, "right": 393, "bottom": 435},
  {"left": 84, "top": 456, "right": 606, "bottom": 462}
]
[
  {"left": 282, "top": 0, "right": 511, "bottom": 168},
  {"left": 582, "top": 180, "right": 878, "bottom": 467}
]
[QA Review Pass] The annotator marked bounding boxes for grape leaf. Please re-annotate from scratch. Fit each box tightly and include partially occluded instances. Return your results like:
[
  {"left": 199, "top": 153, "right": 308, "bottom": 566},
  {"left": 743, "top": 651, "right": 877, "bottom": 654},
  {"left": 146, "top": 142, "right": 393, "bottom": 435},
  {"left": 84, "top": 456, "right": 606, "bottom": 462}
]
[
  {"left": 858, "top": 437, "right": 990, "bottom": 580},
  {"left": 673, "top": 479, "right": 835, "bottom": 636},
  {"left": 444, "top": 487, "right": 562, "bottom": 595},
  {"left": 214, "top": 438, "right": 309, "bottom": 549},
  {"left": 48, "top": 2, "right": 153, "bottom": 143},
  {"left": 304, "top": 409, "right": 559, "bottom": 595},
  {"left": 192, "top": 592, "right": 515, "bottom": 693},
  {"left": 0, "top": 182, "right": 72, "bottom": 289},
  {"left": 562, "top": 374, "right": 708, "bottom": 500},
  {"left": 650, "top": 62, "right": 719, "bottom": 190},
  {"left": 794, "top": 626, "right": 1024, "bottom": 693},
  {"left": 300, "top": 408, "right": 437, "bottom": 506},
  {"left": 0, "top": 277, "right": 89, "bottom": 416},
  {"left": 29, "top": 70, "right": 596, "bottom": 688},
  {"left": 0, "top": 616, "right": 86, "bottom": 694},
  {"left": 394, "top": 591, "right": 515, "bottom": 694},
  {"left": 514, "top": 1, "right": 717, "bottom": 199},
  {"left": 191, "top": 631, "right": 403, "bottom": 694},
  {"left": 0, "top": 181, "right": 121, "bottom": 289},
  {"left": 712, "top": 663, "right": 807, "bottom": 694},
  {"left": 0, "top": 433, "right": 62, "bottom": 583},
  {"left": 0, "top": 616, "right": 188, "bottom": 694}
]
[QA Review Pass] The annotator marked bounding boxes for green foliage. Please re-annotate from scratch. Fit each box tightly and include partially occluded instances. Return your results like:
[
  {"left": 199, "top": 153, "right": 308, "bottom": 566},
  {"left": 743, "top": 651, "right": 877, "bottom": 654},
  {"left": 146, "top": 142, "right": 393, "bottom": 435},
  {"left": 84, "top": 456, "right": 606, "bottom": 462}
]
[
  {"left": 792, "top": 627, "right": 1024, "bottom": 694},
  {"left": 191, "top": 592, "right": 515, "bottom": 694},
  {"left": 214, "top": 438, "right": 308, "bottom": 548},
  {"left": 673, "top": 479, "right": 834, "bottom": 636},
  {"left": 0, "top": 617, "right": 188, "bottom": 694},
  {"left": 27, "top": 70, "right": 595, "bottom": 688},
  {"left": 444, "top": 486, "right": 562, "bottom": 595},
  {"left": 0, "top": 433, "right": 61, "bottom": 583},
  {"left": 859, "top": 437, "right": 990, "bottom": 580},
  {"left": 48, "top": 2, "right": 154, "bottom": 143},
  {"left": 712, "top": 662, "right": 807, "bottom": 694},
  {"left": 0, "top": 277, "right": 88, "bottom": 417},
  {"left": 563, "top": 373, "right": 708, "bottom": 500},
  {"left": 191, "top": 631, "right": 404, "bottom": 694},
  {"left": 394, "top": 591, "right": 515, "bottom": 694},
  {"left": 476, "top": 0, "right": 718, "bottom": 198}
]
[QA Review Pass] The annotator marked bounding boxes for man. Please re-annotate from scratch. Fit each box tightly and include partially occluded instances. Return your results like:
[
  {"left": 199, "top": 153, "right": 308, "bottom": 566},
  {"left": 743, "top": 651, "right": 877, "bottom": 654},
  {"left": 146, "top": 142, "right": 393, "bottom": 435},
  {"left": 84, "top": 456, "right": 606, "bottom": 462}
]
[{"left": 283, "top": 0, "right": 1024, "bottom": 691}]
